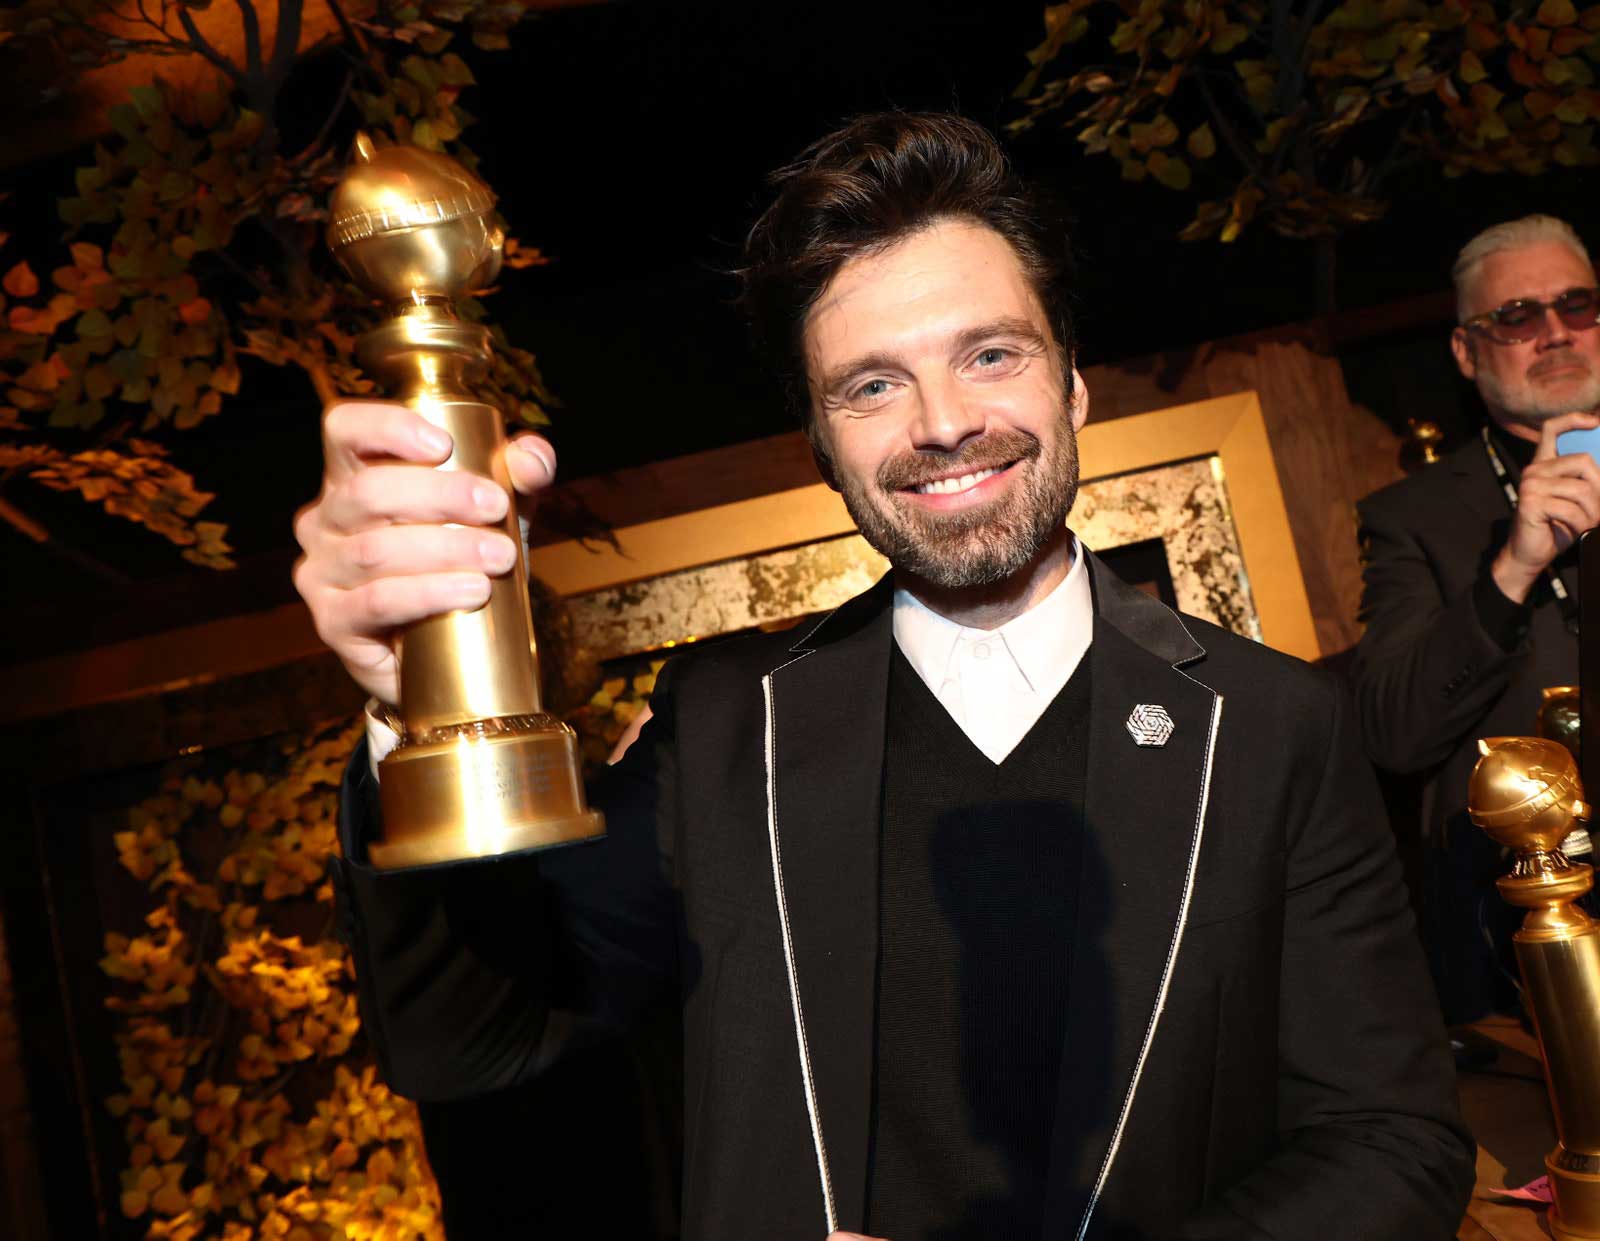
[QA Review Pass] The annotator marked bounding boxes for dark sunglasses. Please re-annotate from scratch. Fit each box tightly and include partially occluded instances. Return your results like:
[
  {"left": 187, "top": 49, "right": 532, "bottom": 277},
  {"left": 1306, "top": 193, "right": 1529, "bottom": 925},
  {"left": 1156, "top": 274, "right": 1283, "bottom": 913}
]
[{"left": 1462, "top": 286, "right": 1600, "bottom": 345}]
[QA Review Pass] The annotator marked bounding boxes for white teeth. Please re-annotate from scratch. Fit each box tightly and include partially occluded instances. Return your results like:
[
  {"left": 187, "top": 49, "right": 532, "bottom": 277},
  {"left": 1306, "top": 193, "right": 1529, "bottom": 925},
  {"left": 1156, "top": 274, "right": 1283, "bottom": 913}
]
[{"left": 915, "top": 465, "right": 1001, "bottom": 495}]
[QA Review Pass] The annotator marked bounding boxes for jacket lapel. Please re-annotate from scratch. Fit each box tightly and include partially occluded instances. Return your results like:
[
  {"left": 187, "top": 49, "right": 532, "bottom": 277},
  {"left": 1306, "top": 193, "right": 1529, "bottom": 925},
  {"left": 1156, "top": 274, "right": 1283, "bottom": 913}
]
[
  {"left": 1043, "top": 556, "right": 1224, "bottom": 1240},
  {"left": 761, "top": 576, "right": 893, "bottom": 1235},
  {"left": 1450, "top": 434, "right": 1510, "bottom": 531}
]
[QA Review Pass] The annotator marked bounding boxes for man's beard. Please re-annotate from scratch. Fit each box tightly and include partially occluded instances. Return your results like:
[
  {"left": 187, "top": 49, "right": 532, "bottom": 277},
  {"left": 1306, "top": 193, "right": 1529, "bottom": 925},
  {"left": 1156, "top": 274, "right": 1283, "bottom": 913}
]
[
  {"left": 834, "top": 418, "right": 1079, "bottom": 590},
  {"left": 1479, "top": 353, "right": 1600, "bottom": 424}
]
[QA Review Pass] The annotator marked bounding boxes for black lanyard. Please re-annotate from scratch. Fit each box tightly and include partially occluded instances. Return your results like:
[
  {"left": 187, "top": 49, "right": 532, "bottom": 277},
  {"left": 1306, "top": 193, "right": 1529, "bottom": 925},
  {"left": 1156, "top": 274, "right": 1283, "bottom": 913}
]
[{"left": 1481, "top": 425, "right": 1581, "bottom": 636}]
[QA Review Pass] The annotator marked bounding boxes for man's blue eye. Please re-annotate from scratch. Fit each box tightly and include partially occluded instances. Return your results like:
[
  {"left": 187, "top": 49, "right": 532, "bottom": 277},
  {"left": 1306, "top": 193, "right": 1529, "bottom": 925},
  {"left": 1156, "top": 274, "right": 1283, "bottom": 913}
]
[
  {"left": 860, "top": 380, "right": 889, "bottom": 398},
  {"left": 978, "top": 348, "right": 1007, "bottom": 365}
]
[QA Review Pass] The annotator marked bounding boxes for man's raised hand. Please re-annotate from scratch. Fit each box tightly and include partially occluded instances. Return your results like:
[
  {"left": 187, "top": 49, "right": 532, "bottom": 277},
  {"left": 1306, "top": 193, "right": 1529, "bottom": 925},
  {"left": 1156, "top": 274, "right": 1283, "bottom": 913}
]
[
  {"left": 292, "top": 400, "right": 556, "bottom": 705},
  {"left": 1491, "top": 410, "right": 1600, "bottom": 604}
]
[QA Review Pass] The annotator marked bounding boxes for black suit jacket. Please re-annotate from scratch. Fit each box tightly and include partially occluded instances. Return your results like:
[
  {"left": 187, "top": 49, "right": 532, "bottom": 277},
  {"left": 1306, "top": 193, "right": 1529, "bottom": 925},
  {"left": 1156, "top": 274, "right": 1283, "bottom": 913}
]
[
  {"left": 332, "top": 554, "right": 1473, "bottom": 1240},
  {"left": 1354, "top": 435, "right": 1579, "bottom": 842}
]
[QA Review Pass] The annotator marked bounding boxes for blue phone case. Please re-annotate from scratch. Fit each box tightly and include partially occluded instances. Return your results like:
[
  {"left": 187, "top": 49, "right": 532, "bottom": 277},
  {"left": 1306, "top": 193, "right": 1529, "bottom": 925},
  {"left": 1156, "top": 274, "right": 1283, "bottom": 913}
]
[{"left": 1556, "top": 425, "right": 1600, "bottom": 464}]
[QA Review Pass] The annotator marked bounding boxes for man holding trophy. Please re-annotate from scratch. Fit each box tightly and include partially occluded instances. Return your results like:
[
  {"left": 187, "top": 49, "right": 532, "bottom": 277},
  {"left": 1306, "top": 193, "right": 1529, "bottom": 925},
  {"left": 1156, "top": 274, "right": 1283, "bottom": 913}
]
[{"left": 295, "top": 113, "right": 1474, "bottom": 1239}]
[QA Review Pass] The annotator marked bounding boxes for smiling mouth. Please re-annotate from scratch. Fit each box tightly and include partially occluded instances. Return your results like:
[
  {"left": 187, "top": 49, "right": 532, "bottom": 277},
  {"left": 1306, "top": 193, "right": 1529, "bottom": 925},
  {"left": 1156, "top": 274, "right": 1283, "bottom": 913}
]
[{"left": 904, "top": 461, "right": 1016, "bottom": 497}]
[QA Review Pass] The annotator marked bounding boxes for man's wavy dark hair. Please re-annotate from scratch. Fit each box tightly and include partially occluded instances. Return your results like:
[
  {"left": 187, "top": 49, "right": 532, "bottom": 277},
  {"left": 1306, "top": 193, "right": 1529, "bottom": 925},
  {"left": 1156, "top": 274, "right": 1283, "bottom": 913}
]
[{"left": 737, "top": 111, "right": 1077, "bottom": 431}]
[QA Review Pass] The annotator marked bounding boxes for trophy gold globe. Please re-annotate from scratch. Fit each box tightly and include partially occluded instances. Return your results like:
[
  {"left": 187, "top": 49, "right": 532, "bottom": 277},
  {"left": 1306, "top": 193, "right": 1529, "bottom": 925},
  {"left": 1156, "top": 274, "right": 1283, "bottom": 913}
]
[
  {"left": 328, "top": 133, "right": 603, "bottom": 869},
  {"left": 1471, "top": 737, "right": 1600, "bottom": 1240}
]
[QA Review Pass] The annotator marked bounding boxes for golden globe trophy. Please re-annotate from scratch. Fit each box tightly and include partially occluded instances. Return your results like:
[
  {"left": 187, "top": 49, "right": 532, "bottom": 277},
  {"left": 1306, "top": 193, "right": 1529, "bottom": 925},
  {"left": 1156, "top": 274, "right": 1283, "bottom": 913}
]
[
  {"left": 328, "top": 134, "right": 603, "bottom": 870},
  {"left": 1470, "top": 736, "right": 1600, "bottom": 1239}
]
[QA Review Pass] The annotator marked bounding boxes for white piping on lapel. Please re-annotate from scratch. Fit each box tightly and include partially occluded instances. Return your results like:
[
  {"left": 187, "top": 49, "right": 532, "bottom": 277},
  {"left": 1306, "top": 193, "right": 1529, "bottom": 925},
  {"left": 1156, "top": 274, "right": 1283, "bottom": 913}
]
[
  {"left": 761, "top": 664, "right": 838, "bottom": 1235},
  {"left": 1076, "top": 689, "right": 1224, "bottom": 1241}
]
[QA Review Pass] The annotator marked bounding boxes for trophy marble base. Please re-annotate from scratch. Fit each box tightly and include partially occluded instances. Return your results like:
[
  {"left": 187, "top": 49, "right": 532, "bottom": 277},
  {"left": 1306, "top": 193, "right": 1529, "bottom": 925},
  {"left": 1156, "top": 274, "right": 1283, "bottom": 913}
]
[{"left": 371, "top": 714, "right": 605, "bottom": 870}]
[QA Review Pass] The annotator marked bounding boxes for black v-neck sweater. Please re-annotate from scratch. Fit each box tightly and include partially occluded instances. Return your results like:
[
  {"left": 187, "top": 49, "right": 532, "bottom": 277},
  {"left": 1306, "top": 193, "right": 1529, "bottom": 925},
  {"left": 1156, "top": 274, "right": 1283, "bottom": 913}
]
[{"left": 865, "top": 646, "right": 1091, "bottom": 1240}]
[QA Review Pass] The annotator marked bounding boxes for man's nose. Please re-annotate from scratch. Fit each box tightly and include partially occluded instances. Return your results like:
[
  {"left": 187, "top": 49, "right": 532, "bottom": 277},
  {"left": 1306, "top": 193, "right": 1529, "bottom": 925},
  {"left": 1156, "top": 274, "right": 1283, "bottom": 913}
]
[
  {"left": 1535, "top": 304, "right": 1575, "bottom": 349},
  {"left": 910, "top": 376, "right": 984, "bottom": 451}
]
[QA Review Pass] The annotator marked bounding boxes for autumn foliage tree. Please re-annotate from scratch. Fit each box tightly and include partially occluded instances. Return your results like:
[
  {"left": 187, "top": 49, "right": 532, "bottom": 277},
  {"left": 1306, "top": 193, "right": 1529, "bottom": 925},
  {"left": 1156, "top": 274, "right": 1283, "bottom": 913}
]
[
  {"left": 1013, "top": 0, "right": 1600, "bottom": 310},
  {"left": 0, "top": 0, "right": 553, "bottom": 573},
  {"left": 100, "top": 718, "right": 452, "bottom": 1240}
]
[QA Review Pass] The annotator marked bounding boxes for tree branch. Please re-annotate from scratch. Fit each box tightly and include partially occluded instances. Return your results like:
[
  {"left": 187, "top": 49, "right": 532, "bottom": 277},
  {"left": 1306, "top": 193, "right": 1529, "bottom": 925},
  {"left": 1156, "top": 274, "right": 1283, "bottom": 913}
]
[
  {"left": 324, "top": 0, "right": 370, "bottom": 57},
  {"left": 231, "top": 0, "right": 264, "bottom": 81},
  {"left": 267, "top": 0, "right": 304, "bottom": 89},
  {"left": 1194, "top": 70, "right": 1263, "bottom": 178},
  {"left": 0, "top": 494, "right": 132, "bottom": 583},
  {"left": 295, "top": 67, "right": 356, "bottom": 164},
  {"left": 176, "top": 7, "right": 245, "bottom": 85}
]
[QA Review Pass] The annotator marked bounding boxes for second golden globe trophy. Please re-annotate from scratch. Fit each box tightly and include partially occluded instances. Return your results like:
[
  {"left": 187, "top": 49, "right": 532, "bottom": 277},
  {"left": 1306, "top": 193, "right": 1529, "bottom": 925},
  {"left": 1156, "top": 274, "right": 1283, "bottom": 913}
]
[
  {"left": 1471, "top": 737, "right": 1600, "bottom": 1240},
  {"left": 327, "top": 134, "right": 603, "bottom": 870}
]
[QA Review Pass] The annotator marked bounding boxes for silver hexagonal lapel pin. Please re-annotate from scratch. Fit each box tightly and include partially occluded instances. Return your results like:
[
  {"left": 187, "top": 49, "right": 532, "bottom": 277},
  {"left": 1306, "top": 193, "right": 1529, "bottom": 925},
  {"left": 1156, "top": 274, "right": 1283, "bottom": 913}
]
[{"left": 1126, "top": 703, "right": 1175, "bottom": 747}]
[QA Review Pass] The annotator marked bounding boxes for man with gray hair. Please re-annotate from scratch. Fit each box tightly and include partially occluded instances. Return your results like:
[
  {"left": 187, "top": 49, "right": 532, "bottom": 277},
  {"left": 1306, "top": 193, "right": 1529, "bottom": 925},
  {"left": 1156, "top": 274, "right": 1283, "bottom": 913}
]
[{"left": 1355, "top": 214, "right": 1600, "bottom": 1025}]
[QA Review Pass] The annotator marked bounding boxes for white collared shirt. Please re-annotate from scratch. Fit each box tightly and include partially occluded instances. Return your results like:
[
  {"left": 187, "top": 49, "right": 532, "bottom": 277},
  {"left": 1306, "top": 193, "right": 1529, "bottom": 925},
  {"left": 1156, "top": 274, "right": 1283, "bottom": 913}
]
[{"left": 891, "top": 537, "right": 1093, "bottom": 764}]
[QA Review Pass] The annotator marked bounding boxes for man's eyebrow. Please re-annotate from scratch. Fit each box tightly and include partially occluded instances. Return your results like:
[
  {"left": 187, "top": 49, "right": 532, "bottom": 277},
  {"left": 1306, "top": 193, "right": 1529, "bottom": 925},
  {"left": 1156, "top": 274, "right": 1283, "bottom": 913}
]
[
  {"left": 818, "top": 317, "right": 1049, "bottom": 398},
  {"left": 949, "top": 316, "right": 1050, "bottom": 355},
  {"left": 818, "top": 351, "right": 902, "bottom": 399}
]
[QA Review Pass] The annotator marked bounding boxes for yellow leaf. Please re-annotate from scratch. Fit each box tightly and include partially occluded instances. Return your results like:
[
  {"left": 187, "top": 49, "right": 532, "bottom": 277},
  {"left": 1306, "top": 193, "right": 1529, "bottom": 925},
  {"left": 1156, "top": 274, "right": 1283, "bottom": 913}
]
[
  {"left": 1459, "top": 50, "right": 1487, "bottom": 84},
  {"left": 121, "top": 1189, "right": 149, "bottom": 1218},
  {"left": 1187, "top": 123, "right": 1216, "bottom": 159}
]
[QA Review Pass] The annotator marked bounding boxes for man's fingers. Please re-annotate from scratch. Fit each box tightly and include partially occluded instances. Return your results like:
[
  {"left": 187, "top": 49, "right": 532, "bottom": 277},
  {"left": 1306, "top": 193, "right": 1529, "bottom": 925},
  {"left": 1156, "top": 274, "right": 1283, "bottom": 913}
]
[
  {"left": 319, "top": 464, "right": 509, "bottom": 534},
  {"left": 607, "top": 703, "right": 653, "bottom": 765},
  {"left": 1539, "top": 496, "right": 1593, "bottom": 549},
  {"left": 1536, "top": 410, "right": 1600, "bottom": 459},
  {"left": 327, "top": 572, "right": 493, "bottom": 639},
  {"left": 1525, "top": 449, "right": 1600, "bottom": 487},
  {"left": 507, "top": 433, "right": 556, "bottom": 496},
  {"left": 326, "top": 524, "right": 518, "bottom": 589},
  {"left": 1522, "top": 473, "right": 1600, "bottom": 524},
  {"left": 324, "top": 401, "right": 454, "bottom": 473}
]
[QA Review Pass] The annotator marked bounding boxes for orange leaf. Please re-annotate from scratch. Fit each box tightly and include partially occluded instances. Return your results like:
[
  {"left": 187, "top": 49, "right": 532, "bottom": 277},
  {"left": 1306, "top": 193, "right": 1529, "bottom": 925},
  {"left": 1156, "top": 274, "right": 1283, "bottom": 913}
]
[
  {"left": 4, "top": 261, "right": 38, "bottom": 298},
  {"left": 178, "top": 298, "right": 211, "bottom": 327}
]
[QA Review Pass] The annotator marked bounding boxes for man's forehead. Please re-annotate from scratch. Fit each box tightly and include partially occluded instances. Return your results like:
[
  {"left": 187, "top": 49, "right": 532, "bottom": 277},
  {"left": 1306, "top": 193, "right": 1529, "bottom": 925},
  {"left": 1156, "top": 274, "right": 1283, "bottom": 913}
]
[
  {"left": 804, "top": 220, "right": 1045, "bottom": 358},
  {"left": 1472, "top": 241, "right": 1595, "bottom": 307}
]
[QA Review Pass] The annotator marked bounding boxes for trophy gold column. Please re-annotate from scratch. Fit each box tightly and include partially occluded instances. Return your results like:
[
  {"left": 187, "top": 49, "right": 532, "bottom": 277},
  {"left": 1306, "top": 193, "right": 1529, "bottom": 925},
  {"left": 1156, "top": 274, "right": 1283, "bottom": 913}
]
[
  {"left": 1471, "top": 736, "right": 1600, "bottom": 1239},
  {"left": 328, "top": 134, "right": 603, "bottom": 870}
]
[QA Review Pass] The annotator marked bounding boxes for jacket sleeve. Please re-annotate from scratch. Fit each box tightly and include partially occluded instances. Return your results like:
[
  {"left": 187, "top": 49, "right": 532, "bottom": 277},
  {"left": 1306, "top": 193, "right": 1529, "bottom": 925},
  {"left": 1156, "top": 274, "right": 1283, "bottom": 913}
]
[
  {"left": 1352, "top": 495, "right": 1523, "bottom": 773},
  {"left": 328, "top": 659, "right": 683, "bottom": 1101},
  {"left": 1179, "top": 676, "right": 1476, "bottom": 1241}
]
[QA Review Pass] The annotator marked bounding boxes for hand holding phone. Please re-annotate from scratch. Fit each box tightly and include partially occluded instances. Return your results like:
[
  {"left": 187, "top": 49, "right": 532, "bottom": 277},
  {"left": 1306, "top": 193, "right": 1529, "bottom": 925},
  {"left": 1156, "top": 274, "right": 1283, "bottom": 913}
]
[{"left": 1492, "top": 413, "right": 1600, "bottom": 602}]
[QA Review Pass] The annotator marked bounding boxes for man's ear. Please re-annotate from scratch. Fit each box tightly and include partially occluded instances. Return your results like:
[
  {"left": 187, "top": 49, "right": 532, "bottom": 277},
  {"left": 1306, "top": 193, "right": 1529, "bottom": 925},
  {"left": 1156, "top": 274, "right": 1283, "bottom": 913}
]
[
  {"left": 1450, "top": 327, "right": 1478, "bottom": 382},
  {"left": 1068, "top": 366, "right": 1089, "bottom": 433}
]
